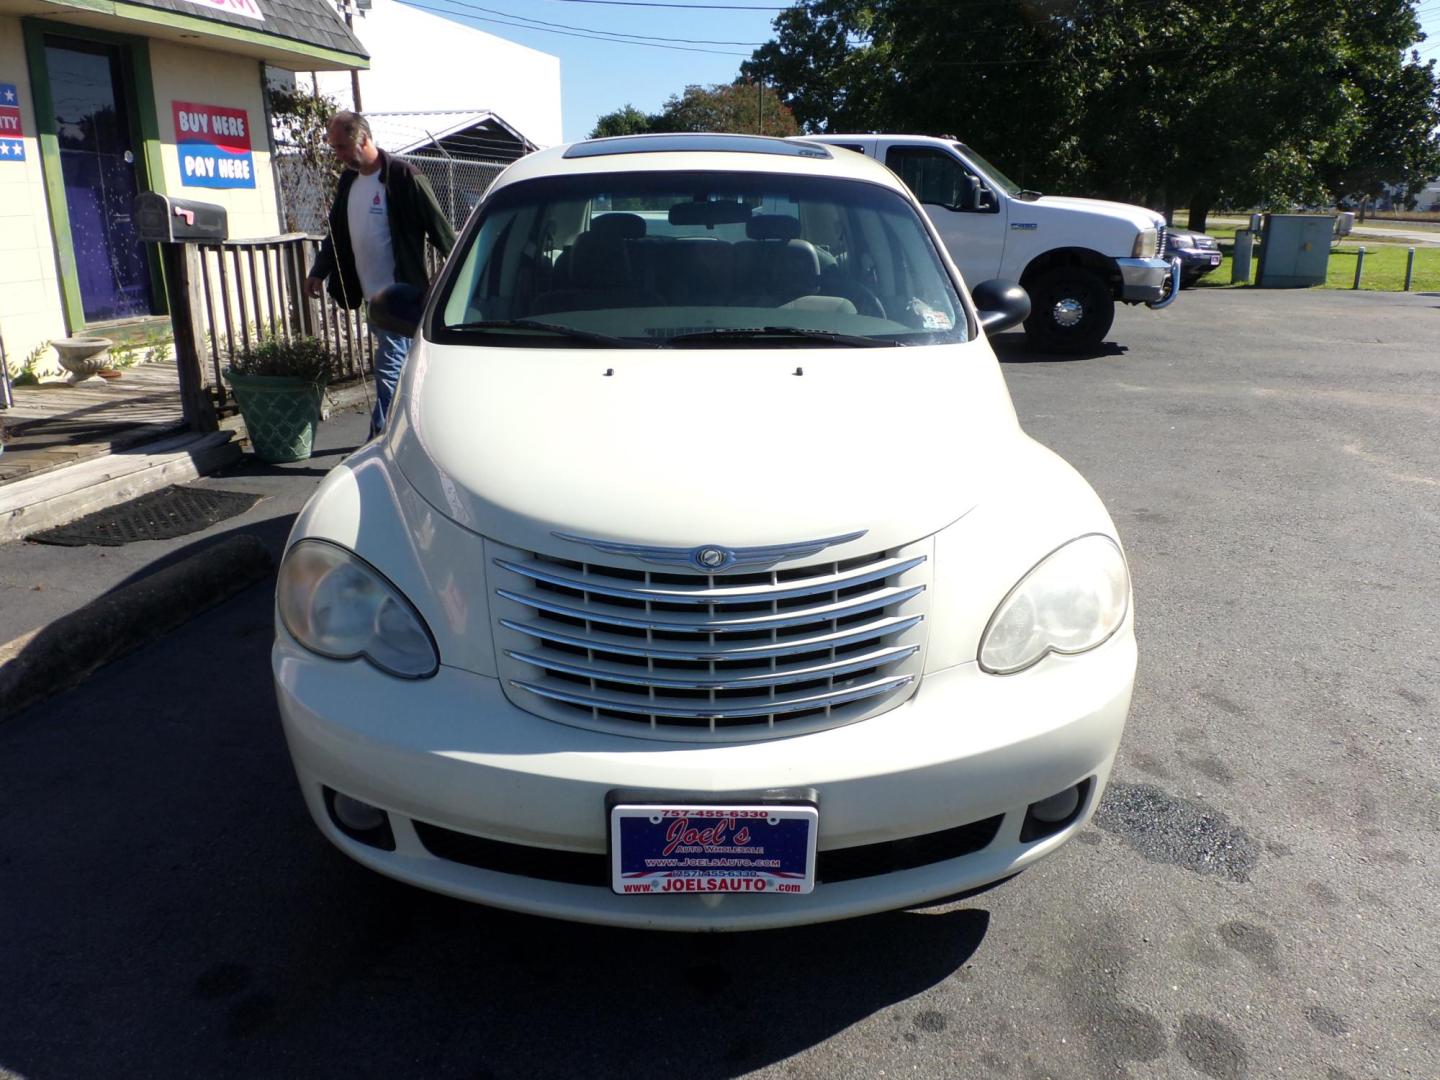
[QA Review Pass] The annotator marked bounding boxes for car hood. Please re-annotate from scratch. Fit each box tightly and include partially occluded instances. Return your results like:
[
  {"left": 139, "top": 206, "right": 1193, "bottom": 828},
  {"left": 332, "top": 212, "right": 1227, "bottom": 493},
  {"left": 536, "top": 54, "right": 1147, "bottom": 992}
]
[
  {"left": 1027, "top": 195, "right": 1164, "bottom": 232},
  {"left": 386, "top": 338, "right": 1020, "bottom": 561}
]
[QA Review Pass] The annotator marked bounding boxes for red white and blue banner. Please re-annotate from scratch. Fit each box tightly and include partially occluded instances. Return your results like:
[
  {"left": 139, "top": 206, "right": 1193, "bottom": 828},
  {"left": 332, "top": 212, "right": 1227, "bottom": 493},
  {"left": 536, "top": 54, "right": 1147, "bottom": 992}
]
[
  {"left": 173, "top": 101, "right": 255, "bottom": 189},
  {"left": 0, "top": 84, "right": 26, "bottom": 162}
]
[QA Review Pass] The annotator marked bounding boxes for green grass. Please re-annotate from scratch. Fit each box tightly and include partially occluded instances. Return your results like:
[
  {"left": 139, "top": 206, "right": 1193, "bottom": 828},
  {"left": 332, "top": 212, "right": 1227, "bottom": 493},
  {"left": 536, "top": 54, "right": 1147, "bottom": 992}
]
[{"left": 1191, "top": 227, "right": 1440, "bottom": 292}]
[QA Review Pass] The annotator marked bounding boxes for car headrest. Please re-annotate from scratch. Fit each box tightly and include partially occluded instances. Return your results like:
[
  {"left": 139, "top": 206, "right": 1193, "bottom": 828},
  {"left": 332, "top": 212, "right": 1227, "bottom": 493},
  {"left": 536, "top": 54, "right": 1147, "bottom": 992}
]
[
  {"left": 746, "top": 214, "right": 802, "bottom": 241},
  {"left": 591, "top": 213, "right": 646, "bottom": 240}
]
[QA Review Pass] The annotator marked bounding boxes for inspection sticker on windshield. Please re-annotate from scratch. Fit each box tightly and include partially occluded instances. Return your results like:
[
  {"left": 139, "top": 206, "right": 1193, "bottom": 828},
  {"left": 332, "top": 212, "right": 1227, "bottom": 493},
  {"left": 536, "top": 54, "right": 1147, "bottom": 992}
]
[
  {"left": 611, "top": 804, "right": 818, "bottom": 896},
  {"left": 909, "top": 299, "right": 953, "bottom": 331}
]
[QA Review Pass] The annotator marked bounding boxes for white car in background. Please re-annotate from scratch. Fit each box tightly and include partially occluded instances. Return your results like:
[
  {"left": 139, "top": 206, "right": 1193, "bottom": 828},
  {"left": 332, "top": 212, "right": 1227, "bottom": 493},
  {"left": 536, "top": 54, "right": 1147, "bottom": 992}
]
[{"left": 272, "top": 132, "right": 1137, "bottom": 931}]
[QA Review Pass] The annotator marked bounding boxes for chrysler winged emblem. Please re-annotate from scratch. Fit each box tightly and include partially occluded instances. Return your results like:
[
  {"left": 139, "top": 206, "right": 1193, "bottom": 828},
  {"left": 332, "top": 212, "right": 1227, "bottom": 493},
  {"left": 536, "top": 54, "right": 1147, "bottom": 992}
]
[{"left": 553, "top": 530, "right": 868, "bottom": 573}]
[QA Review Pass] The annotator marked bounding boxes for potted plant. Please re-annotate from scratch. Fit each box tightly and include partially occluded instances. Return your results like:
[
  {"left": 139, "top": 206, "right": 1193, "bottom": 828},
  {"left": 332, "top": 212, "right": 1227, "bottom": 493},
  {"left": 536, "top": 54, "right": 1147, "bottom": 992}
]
[{"left": 224, "top": 335, "right": 336, "bottom": 463}]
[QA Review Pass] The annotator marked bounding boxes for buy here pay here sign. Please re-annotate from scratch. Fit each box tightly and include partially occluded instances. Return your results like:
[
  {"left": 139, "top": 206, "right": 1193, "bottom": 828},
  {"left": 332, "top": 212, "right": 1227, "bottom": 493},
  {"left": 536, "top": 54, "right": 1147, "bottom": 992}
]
[{"left": 174, "top": 101, "right": 255, "bottom": 189}]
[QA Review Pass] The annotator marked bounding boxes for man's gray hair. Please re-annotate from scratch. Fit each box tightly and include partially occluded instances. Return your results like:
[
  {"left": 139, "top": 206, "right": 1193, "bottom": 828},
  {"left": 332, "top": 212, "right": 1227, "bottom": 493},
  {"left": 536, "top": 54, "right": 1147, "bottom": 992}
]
[{"left": 329, "top": 110, "right": 372, "bottom": 144}]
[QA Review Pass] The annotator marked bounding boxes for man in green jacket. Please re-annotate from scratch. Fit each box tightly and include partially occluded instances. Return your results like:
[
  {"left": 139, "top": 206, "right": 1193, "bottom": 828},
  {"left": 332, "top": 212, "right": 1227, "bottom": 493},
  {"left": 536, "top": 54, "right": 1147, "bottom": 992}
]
[{"left": 306, "top": 111, "right": 455, "bottom": 436}]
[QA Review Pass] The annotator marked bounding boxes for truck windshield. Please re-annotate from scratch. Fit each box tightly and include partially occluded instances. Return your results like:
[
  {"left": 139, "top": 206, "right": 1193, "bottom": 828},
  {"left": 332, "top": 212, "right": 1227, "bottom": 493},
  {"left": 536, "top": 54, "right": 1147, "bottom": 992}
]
[
  {"left": 431, "top": 171, "right": 967, "bottom": 348},
  {"left": 954, "top": 143, "right": 1023, "bottom": 197}
]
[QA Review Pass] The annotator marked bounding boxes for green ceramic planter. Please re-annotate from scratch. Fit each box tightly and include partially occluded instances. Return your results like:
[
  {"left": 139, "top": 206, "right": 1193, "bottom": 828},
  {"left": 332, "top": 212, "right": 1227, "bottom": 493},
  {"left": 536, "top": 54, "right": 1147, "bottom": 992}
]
[{"left": 226, "top": 370, "right": 325, "bottom": 463}]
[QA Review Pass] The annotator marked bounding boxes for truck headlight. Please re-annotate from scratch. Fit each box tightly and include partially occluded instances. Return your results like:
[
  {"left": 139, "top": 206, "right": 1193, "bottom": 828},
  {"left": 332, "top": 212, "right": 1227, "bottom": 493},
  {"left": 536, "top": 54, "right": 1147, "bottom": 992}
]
[
  {"left": 277, "top": 539, "right": 438, "bottom": 678},
  {"left": 1132, "top": 228, "right": 1159, "bottom": 258},
  {"left": 978, "top": 535, "right": 1130, "bottom": 675}
]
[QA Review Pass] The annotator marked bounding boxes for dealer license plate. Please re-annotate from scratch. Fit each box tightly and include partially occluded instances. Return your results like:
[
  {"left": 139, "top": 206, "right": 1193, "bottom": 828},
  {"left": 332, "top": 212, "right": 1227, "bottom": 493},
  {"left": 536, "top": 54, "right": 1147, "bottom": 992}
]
[{"left": 610, "top": 803, "right": 818, "bottom": 896}]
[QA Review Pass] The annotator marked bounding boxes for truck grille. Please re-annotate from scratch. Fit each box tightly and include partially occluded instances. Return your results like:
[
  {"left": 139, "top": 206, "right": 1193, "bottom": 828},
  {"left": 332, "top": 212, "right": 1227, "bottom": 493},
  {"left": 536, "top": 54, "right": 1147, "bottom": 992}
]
[
  {"left": 490, "top": 539, "right": 930, "bottom": 741},
  {"left": 1157, "top": 225, "right": 1168, "bottom": 257}
]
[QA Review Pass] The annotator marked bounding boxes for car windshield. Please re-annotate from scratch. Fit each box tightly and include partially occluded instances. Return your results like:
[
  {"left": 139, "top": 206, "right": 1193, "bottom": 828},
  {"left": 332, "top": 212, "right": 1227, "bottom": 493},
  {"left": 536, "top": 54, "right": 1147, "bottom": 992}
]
[
  {"left": 432, "top": 170, "right": 968, "bottom": 348},
  {"left": 953, "top": 143, "right": 1022, "bottom": 197}
]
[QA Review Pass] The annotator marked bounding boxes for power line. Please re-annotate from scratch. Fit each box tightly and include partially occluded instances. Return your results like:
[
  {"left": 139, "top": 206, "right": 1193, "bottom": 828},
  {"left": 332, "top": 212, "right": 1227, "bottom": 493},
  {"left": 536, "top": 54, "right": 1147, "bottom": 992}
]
[
  {"left": 437, "top": 1, "right": 766, "bottom": 44},
  {"left": 396, "top": 0, "right": 752, "bottom": 53},
  {"left": 541, "top": 0, "right": 787, "bottom": 8}
]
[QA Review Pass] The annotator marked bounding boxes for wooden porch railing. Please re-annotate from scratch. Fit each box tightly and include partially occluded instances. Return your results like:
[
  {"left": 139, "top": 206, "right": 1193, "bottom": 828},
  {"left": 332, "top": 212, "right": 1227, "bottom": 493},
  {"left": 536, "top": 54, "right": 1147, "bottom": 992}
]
[{"left": 162, "top": 233, "right": 376, "bottom": 432}]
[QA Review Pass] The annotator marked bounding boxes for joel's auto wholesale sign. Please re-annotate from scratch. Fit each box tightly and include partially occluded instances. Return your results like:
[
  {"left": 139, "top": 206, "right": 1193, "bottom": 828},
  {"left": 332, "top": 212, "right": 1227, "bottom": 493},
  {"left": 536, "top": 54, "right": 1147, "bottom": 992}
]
[
  {"left": 174, "top": 101, "right": 255, "bottom": 189},
  {"left": 182, "top": 0, "right": 264, "bottom": 21}
]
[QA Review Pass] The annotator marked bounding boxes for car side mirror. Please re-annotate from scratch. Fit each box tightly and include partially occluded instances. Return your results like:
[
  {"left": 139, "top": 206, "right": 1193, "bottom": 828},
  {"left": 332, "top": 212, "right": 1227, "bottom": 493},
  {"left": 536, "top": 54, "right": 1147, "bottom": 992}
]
[
  {"left": 368, "top": 283, "right": 425, "bottom": 338},
  {"left": 971, "top": 279, "right": 1030, "bottom": 334}
]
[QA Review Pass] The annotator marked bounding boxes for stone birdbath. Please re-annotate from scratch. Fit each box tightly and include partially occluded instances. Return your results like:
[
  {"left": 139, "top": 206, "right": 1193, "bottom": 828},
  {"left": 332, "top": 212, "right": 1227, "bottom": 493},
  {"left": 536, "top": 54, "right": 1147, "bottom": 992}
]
[{"left": 53, "top": 337, "right": 115, "bottom": 385}]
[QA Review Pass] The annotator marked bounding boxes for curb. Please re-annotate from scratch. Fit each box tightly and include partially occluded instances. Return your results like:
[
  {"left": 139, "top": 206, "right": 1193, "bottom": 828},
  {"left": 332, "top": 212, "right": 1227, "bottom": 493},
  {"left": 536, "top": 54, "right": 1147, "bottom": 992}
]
[{"left": 0, "top": 533, "right": 275, "bottom": 722}]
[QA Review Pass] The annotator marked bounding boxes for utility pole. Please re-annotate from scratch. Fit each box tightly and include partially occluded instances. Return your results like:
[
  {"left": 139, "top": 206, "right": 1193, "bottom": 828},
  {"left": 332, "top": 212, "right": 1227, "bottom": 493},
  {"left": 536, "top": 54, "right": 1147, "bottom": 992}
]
[{"left": 341, "top": 0, "right": 362, "bottom": 111}]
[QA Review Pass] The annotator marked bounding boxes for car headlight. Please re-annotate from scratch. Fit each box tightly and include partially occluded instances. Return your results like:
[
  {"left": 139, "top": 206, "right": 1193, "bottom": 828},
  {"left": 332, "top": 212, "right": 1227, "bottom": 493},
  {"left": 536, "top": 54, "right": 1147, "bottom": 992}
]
[
  {"left": 277, "top": 539, "right": 438, "bottom": 678},
  {"left": 1169, "top": 234, "right": 1195, "bottom": 250},
  {"left": 978, "top": 534, "right": 1130, "bottom": 675},
  {"left": 1132, "top": 228, "right": 1159, "bottom": 258}
]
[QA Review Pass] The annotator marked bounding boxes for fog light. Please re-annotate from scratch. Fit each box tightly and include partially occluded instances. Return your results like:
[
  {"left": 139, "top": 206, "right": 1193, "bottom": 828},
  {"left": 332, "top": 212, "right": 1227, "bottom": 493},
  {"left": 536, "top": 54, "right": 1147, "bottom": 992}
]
[
  {"left": 323, "top": 787, "right": 396, "bottom": 851},
  {"left": 333, "top": 793, "right": 385, "bottom": 832},
  {"left": 1030, "top": 787, "right": 1081, "bottom": 823},
  {"left": 1020, "top": 779, "right": 1092, "bottom": 842}
]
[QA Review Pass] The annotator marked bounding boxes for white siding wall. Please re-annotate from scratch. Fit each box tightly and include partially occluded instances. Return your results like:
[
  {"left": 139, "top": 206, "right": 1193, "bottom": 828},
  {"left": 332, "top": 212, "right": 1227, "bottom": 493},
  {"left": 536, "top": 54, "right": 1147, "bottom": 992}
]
[
  {"left": 0, "top": 15, "right": 68, "bottom": 377},
  {"left": 312, "top": 0, "right": 561, "bottom": 148}
]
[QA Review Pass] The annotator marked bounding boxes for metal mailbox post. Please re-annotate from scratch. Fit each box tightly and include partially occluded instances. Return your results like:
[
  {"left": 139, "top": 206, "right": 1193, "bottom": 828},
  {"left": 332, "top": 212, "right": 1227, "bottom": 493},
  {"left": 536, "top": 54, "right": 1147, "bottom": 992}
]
[{"left": 134, "top": 194, "right": 230, "bottom": 432}]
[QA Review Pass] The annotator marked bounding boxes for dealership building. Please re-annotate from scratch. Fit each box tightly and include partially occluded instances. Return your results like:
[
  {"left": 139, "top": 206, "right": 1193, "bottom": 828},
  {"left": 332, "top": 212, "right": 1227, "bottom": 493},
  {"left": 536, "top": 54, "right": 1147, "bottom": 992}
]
[{"left": 0, "top": 0, "right": 369, "bottom": 371}]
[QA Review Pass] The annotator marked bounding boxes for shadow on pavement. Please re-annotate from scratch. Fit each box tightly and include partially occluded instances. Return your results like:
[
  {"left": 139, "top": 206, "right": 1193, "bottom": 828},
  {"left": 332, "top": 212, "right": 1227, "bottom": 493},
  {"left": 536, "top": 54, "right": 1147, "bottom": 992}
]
[
  {"left": 991, "top": 331, "right": 1128, "bottom": 363},
  {"left": 0, "top": 583, "right": 993, "bottom": 1080}
]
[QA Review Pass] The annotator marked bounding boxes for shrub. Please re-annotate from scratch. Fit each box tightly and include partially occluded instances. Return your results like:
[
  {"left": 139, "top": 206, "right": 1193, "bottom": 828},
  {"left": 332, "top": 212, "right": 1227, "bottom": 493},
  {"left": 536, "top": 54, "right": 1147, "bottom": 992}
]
[{"left": 228, "top": 335, "right": 336, "bottom": 383}]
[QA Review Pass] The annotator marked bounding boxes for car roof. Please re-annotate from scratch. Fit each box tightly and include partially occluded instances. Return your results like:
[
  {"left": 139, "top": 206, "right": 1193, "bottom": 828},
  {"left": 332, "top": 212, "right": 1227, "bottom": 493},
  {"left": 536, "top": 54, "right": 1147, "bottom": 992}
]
[{"left": 490, "top": 132, "right": 912, "bottom": 196}]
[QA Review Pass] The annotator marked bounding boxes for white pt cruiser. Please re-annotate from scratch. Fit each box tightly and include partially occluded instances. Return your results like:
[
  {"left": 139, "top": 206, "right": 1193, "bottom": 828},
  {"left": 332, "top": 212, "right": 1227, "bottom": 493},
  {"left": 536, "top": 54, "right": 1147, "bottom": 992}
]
[{"left": 273, "top": 133, "right": 1137, "bottom": 931}]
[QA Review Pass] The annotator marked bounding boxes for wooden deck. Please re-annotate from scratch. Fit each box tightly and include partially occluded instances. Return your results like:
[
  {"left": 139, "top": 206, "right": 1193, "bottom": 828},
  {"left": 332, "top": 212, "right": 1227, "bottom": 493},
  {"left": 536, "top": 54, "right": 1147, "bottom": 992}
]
[{"left": 0, "top": 362, "right": 186, "bottom": 487}]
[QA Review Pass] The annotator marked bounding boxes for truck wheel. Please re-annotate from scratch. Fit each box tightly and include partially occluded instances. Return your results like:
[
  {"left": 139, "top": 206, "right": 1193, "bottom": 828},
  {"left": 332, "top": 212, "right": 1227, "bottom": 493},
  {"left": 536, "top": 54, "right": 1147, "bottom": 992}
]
[{"left": 1022, "top": 268, "right": 1115, "bottom": 352}]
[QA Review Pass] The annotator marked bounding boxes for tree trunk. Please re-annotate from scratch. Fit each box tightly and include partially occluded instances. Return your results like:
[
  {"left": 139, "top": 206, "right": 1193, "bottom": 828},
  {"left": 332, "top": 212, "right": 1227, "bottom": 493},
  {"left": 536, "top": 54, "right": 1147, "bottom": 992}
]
[
  {"left": 1357, "top": 196, "right": 1368, "bottom": 223},
  {"left": 1187, "top": 201, "right": 1211, "bottom": 232}
]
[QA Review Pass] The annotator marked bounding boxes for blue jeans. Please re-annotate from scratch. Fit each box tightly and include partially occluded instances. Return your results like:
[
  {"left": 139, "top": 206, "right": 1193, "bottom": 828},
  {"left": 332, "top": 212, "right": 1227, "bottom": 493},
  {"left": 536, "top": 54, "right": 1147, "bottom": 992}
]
[{"left": 369, "top": 325, "right": 411, "bottom": 437}]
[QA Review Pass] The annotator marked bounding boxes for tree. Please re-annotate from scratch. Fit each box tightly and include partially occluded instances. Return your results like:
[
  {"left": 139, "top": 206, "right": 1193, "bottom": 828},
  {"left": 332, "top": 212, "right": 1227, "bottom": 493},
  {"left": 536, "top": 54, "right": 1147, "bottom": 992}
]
[
  {"left": 650, "top": 80, "right": 800, "bottom": 137},
  {"left": 590, "top": 105, "right": 653, "bottom": 140},
  {"left": 749, "top": 0, "right": 1440, "bottom": 230}
]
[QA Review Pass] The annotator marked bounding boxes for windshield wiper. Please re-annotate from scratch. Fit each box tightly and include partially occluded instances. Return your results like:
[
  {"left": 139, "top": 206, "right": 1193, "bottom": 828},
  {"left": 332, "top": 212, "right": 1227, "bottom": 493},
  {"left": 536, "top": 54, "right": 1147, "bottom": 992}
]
[
  {"left": 447, "top": 319, "right": 653, "bottom": 348},
  {"left": 666, "top": 326, "right": 892, "bottom": 348},
  {"left": 1015, "top": 189, "right": 1044, "bottom": 201}
]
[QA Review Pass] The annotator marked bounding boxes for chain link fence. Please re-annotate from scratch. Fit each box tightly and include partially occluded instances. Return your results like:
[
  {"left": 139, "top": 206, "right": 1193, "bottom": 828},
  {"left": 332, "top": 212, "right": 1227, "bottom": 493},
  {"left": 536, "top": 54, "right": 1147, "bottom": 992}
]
[{"left": 272, "top": 152, "right": 506, "bottom": 235}]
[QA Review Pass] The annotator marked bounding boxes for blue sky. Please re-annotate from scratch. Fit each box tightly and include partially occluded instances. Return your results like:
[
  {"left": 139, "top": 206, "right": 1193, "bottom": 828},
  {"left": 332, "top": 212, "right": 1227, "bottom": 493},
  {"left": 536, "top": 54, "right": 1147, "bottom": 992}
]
[{"left": 401, "top": 0, "right": 1440, "bottom": 145}]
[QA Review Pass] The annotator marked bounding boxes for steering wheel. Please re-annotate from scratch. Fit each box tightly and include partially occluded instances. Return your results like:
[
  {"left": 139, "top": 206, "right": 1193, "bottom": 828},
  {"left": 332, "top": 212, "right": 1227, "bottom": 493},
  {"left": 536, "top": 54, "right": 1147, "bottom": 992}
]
[{"left": 844, "top": 281, "right": 887, "bottom": 319}]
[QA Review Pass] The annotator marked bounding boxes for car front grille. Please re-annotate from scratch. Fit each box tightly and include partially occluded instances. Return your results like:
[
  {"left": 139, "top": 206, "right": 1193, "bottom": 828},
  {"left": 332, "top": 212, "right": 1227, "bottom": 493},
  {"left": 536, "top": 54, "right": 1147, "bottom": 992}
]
[
  {"left": 1157, "top": 225, "right": 1168, "bottom": 257},
  {"left": 490, "top": 539, "right": 930, "bottom": 741},
  {"left": 412, "top": 813, "right": 1003, "bottom": 886}
]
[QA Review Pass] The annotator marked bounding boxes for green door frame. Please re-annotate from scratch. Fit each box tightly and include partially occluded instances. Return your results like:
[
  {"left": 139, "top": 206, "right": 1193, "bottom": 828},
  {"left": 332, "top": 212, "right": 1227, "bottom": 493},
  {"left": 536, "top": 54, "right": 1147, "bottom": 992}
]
[{"left": 23, "top": 18, "right": 168, "bottom": 332}]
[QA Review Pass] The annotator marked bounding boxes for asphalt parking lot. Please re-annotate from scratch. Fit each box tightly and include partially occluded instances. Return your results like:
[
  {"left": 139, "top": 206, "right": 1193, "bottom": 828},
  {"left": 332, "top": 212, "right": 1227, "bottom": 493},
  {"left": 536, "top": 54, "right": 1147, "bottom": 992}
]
[{"left": 2, "top": 285, "right": 1437, "bottom": 1079}]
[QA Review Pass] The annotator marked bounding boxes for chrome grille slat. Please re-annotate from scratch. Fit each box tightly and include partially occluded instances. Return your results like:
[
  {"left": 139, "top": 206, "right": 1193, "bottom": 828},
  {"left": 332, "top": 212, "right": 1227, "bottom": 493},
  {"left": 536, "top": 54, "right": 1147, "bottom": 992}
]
[
  {"left": 497, "top": 614, "right": 923, "bottom": 661},
  {"left": 510, "top": 675, "right": 915, "bottom": 720},
  {"left": 506, "top": 644, "right": 919, "bottom": 691},
  {"left": 493, "top": 555, "right": 925, "bottom": 605},
  {"left": 491, "top": 540, "right": 930, "bottom": 739},
  {"left": 495, "top": 585, "right": 924, "bottom": 633}
]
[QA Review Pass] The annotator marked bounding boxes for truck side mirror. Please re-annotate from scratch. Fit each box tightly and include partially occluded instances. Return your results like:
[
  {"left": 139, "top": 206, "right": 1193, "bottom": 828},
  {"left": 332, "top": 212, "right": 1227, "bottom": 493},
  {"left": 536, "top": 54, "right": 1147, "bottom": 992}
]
[
  {"left": 961, "top": 174, "right": 980, "bottom": 211},
  {"left": 369, "top": 283, "right": 425, "bottom": 338},
  {"left": 975, "top": 184, "right": 996, "bottom": 212},
  {"left": 971, "top": 279, "right": 1030, "bottom": 334}
]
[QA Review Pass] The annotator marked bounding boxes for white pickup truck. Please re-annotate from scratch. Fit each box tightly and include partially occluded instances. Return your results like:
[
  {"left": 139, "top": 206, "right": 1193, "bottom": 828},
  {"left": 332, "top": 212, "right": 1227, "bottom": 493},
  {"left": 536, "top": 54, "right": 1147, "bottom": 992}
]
[{"left": 805, "top": 134, "right": 1180, "bottom": 351}]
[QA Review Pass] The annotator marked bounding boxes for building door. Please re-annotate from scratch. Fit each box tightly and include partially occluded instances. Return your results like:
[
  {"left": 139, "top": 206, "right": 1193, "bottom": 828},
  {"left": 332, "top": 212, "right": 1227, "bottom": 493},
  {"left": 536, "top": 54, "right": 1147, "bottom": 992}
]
[{"left": 44, "top": 37, "right": 155, "bottom": 323}]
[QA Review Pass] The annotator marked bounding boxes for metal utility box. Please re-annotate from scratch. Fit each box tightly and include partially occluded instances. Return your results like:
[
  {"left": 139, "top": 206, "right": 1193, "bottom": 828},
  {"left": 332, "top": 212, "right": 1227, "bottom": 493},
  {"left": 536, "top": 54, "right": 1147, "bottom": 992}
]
[
  {"left": 133, "top": 193, "right": 229, "bottom": 243},
  {"left": 1255, "top": 213, "right": 1334, "bottom": 288}
]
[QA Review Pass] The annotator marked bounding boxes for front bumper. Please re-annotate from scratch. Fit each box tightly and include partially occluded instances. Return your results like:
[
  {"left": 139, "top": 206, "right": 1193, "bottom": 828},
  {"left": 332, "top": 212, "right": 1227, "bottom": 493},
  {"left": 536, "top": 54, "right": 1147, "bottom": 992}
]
[
  {"left": 1116, "top": 256, "right": 1180, "bottom": 305},
  {"left": 274, "top": 623, "right": 1135, "bottom": 931},
  {"left": 1173, "top": 248, "right": 1223, "bottom": 280}
]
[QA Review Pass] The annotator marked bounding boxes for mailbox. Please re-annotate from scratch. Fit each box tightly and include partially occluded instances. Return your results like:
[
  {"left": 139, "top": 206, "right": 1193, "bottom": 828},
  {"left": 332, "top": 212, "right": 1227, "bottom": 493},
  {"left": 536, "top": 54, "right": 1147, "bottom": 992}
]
[{"left": 133, "top": 193, "right": 228, "bottom": 243}]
